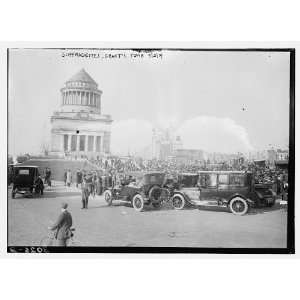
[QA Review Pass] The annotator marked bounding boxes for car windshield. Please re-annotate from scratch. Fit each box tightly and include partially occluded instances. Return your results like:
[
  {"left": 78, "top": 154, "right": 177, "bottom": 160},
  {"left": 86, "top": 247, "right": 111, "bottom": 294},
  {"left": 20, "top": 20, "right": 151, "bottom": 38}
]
[
  {"left": 143, "top": 173, "right": 165, "bottom": 185},
  {"left": 229, "top": 174, "right": 245, "bottom": 186},
  {"left": 179, "top": 175, "right": 199, "bottom": 187},
  {"left": 14, "top": 168, "right": 35, "bottom": 176},
  {"left": 198, "top": 173, "right": 218, "bottom": 187}
]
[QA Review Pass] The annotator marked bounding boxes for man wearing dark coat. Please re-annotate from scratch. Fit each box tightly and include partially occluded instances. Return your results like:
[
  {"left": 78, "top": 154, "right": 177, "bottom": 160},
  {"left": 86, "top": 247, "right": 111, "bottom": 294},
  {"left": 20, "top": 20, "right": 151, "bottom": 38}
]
[
  {"left": 81, "top": 176, "right": 90, "bottom": 209},
  {"left": 76, "top": 169, "right": 82, "bottom": 188},
  {"left": 48, "top": 202, "right": 73, "bottom": 246},
  {"left": 45, "top": 167, "right": 52, "bottom": 186},
  {"left": 34, "top": 175, "right": 44, "bottom": 195}
]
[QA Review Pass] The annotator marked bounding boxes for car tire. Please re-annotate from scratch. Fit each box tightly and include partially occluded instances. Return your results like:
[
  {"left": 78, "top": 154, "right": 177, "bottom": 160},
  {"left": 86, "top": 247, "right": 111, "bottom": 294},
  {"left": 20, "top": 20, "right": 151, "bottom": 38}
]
[
  {"left": 229, "top": 197, "right": 249, "bottom": 215},
  {"left": 132, "top": 194, "right": 144, "bottom": 212},
  {"left": 104, "top": 190, "right": 113, "bottom": 206},
  {"left": 172, "top": 194, "right": 185, "bottom": 210},
  {"left": 12, "top": 190, "right": 16, "bottom": 199}
]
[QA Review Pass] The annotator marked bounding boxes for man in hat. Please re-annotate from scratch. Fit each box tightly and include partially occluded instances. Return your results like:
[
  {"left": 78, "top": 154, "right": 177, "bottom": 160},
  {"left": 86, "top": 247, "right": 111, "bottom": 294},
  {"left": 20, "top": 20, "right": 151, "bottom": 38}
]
[
  {"left": 34, "top": 174, "right": 44, "bottom": 195},
  {"left": 76, "top": 168, "right": 83, "bottom": 188},
  {"left": 81, "top": 176, "right": 90, "bottom": 209},
  {"left": 48, "top": 202, "right": 73, "bottom": 246}
]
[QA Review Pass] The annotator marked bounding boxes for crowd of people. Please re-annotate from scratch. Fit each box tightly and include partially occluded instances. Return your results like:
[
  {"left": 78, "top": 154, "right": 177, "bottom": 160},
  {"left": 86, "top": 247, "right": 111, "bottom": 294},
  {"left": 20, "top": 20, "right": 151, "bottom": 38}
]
[
  {"left": 85, "top": 156, "right": 289, "bottom": 197},
  {"left": 40, "top": 157, "right": 289, "bottom": 246}
]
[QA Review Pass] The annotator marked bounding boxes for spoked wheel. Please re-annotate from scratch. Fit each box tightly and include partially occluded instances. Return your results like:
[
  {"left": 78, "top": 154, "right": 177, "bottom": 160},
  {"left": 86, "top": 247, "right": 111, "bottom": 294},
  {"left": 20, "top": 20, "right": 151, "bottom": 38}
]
[
  {"left": 132, "top": 194, "right": 144, "bottom": 212},
  {"left": 229, "top": 197, "right": 249, "bottom": 215},
  {"left": 172, "top": 194, "right": 185, "bottom": 210},
  {"left": 103, "top": 190, "right": 113, "bottom": 206}
]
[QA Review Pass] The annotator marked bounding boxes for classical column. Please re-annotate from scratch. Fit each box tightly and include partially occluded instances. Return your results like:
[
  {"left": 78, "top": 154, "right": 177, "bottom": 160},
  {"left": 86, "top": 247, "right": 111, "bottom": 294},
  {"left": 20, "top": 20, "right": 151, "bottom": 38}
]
[
  {"left": 85, "top": 135, "right": 88, "bottom": 153},
  {"left": 98, "top": 95, "right": 101, "bottom": 113},
  {"left": 67, "top": 134, "right": 72, "bottom": 151},
  {"left": 93, "top": 135, "right": 97, "bottom": 152},
  {"left": 76, "top": 135, "right": 80, "bottom": 152}
]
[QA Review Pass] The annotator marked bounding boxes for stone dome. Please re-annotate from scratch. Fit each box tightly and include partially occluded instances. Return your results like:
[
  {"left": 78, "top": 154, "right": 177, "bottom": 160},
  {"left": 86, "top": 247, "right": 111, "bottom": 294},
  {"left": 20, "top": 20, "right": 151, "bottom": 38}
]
[
  {"left": 65, "top": 68, "right": 98, "bottom": 89},
  {"left": 60, "top": 68, "right": 102, "bottom": 114}
]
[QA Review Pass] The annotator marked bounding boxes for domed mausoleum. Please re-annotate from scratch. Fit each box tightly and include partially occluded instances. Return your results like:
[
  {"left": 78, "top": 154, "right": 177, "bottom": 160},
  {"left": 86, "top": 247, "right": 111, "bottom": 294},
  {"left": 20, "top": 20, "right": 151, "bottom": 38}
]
[{"left": 50, "top": 68, "right": 113, "bottom": 159}]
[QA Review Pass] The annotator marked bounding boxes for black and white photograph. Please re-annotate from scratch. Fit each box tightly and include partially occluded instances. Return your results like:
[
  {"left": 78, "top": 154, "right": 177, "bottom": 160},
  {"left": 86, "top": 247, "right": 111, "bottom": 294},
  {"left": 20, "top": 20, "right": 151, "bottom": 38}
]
[{"left": 7, "top": 47, "right": 295, "bottom": 253}]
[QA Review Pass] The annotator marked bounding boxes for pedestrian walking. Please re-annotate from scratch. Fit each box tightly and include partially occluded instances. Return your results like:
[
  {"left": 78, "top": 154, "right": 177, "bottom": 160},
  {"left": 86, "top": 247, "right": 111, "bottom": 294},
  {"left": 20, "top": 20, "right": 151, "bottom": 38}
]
[
  {"left": 63, "top": 169, "right": 67, "bottom": 186},
  {"left": 81, "top": 176, "right": 90, "bottom": 209},
  {"left": 48, "top": 202, "right": 73, "bottom": 247},
  {"left": 76, "top": 168, "right": 82, "bottom": 188},
  {"left": 66, "top": 169, "right": 72, "bottom": 187},
  {"left": 44, "top": 167, "right": 52, "bottom": 187},
  {"left": 96, "top": 173, "right": 102, "bottom": 195}
]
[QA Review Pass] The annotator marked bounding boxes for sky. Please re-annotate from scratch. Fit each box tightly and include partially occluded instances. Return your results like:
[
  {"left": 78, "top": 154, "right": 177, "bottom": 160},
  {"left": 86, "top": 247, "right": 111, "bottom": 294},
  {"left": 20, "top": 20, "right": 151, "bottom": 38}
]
[{"left": 8, "top": 49, "right": 290, "bottom": 156}]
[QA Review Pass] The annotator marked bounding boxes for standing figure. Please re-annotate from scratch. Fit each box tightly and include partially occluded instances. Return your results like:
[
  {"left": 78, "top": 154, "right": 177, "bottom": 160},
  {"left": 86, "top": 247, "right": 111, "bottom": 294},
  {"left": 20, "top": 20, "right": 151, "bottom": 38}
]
[
  {"left": 63, "top": 169, "right": 67, "bottom": 186},
  {"left": 91, "top": 171, "right": 97, "bottom": 197},
  {"left": 34, "top": 175, "right": 44, "bottom": 195},
  {"left": 81, "top": 176, "right": 90, "bottom": 209},
  {"left": 76, "top": 169, "right": 82, "bottom": 188},
  {"left": 96, "top": 173, "right": 102, "bottom": 195},
  {"left": 45, "top": 167, "right": 52, "bottom": 187},
  {"left": 48, "top": 202, "right": 73, "bottom": 247},
  {"left": 66, "top": 169, "right": 72, "bottom": 187}
]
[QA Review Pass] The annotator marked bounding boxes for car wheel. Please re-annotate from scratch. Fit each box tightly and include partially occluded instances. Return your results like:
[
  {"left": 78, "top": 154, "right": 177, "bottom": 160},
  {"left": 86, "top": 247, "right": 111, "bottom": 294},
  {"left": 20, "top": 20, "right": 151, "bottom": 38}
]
[
  {"left": 152, "top": 201, "right": 162, "bottom": 209},
  {"left": 12, "top": 190, "right": 16, "bottom": 199},
  {"left": 132, "top": 194, "right": 144, "bottom": 212},
  {"left": 172, "top": 194, "right": 185, "bottom": 210},
  {"left": 104, "top": 190, "right": 113, "bottom": 206},
  {"left": 229, "top": 197, "right": 249, "bottom": 215}
]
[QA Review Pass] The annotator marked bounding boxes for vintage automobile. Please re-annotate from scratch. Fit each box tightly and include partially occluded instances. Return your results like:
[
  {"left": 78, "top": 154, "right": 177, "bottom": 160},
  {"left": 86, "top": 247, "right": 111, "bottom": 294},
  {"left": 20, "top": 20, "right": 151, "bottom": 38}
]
[
  {"left": 171, "top": 171, "right": 276, "bottom": 215},
  {"left": 8, "top": 163, "right": 15, "bottom": 185},
  {"left": 11, "top": 165, "right": 44, "bottom": 198},
  {"left": 103, "top": 172, "right": 169, "bottom": 212}
]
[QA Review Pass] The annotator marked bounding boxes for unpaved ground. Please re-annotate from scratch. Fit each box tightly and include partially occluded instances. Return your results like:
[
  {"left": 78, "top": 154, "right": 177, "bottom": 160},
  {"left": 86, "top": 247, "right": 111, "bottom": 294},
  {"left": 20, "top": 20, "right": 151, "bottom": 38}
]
[{"left": 8, "top": 182, "right": 287, "bottom": 248}]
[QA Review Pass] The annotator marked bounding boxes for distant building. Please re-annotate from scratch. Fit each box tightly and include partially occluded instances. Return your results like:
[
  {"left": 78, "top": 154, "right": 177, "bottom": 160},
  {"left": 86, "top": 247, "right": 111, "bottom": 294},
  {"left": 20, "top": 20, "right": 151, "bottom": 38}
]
[
  {"left": 174, "top": 149, "right": 204, "bottom": 162},
  {"left": 276, "top": 149, "right": 289, "bottom": 161},
  {"left": 151, "top": 127, "right": 175, "bottom": 159},
  {"left": 267, "top": 148, "right": 289, "bottom": 164},
  {"left": 151, "top": 128, "right": 203, "bottom": 161},
  {"left": 50, "top": 69, "right": 113, "bottom": 159},
  {"left": 267, "top": 149, "right": 277, "bottom": 164}
]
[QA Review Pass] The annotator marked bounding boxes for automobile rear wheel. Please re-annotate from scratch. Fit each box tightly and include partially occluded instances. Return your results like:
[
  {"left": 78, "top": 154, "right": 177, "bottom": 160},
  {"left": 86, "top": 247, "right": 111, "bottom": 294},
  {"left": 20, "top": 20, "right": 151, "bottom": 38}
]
[
  {"left": 12, "top": 189, "right": 16, "bottom": 199},
  {"left": 172, "top": 194, "right": 185, "bottom": 210},
  {"left": 229, "top": 197, "right": 249, "bottom": 215},
  {"left": 104, "top": 190, "right": 113, "bottom": 206},
  {"left": 132, "top": 194, "right": 144, "bottom": 212}
]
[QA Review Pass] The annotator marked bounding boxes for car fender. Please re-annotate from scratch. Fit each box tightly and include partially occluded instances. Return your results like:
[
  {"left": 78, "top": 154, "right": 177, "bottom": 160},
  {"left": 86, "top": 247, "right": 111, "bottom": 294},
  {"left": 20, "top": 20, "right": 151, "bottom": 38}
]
[
  {"left": 227, "top": 194, "right": 254, "bottom": 206},
  {"left": 172, "top": 191, "right": 192, "bottom": 204}
]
